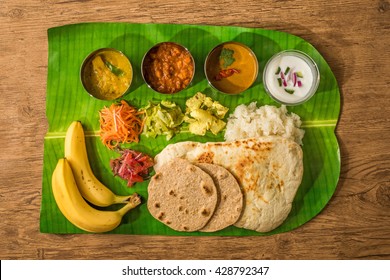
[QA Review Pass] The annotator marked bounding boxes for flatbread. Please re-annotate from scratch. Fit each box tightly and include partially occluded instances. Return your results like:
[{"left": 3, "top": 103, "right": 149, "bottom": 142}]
[
  {"left": 154, "top": 136, "right": 304, "bottom": 232},
  {"left": 147, "top": 158, "right": 218, "bottom": 232},
  {"left": 196, "top": 163, "right": 243, "bottom": 232}
]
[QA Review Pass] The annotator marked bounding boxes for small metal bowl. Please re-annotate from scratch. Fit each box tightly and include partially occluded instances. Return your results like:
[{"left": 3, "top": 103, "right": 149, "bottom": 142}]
[
  {"left": 80, "top": 48, "right": 133, "bottom": 100},
  {"left": 204, "top": 41, "right": 258, "bottom": 95},
  {"left": 263, "top": 50, "right": 320, "bottom": 106},
  {"left": 141, "top": 42, "right": 195, "bottom": 94}
]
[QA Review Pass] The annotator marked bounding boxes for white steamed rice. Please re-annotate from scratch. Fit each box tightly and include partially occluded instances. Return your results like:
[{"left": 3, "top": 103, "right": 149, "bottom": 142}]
[{"left": 224, "top": 102, "right": 305, "bottom": 145}]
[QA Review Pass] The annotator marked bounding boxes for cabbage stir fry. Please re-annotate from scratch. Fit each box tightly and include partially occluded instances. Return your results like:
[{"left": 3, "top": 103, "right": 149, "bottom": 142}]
[
  {"left": 141, "top": 92, "right": 229, "bottom": 140},
  {"left": 141, "top": 100, "right": 184, "bottom": 140}
]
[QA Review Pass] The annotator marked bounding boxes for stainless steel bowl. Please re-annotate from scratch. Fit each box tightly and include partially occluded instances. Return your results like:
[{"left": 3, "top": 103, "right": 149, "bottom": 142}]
[
  {"left": 141, "top": 42, "right": 195, "bottom": 94},
  {"left": 80, "top": 48, "right": 133, "bottom": 100}
]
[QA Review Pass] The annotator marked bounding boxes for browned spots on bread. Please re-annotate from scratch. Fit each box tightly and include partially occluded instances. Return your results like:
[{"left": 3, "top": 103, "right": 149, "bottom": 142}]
[
  {"left": 257, "top": 194, "right": 269, "bottom": 204},
  {"left": 201, "top": 208, "right": 210, "bottom": 217},
  {"left": 265, "top": 171, "right": 283, "bottom": 191},
  {"left": 272, "top": 162, "right": 281, "bottom": 170},
  {"left": 275, "top": 180, "right": 284, "bottom": 192},
  {"left": 186, "top": 165, "right": 196, "bottom": 172},
  {"left": 246, "top": 184, "right": 255, "bottom": 191},
  {"left": 197, "top": 151, "right": 214, "bottom": 163},
  {"left": 217, "top": 171, "right": 228, "bottom": 180},
  {"left": 154, "top": 202, "right": 160, "bottom": 208},
  {"left": 240, "top": 139, "right": 273, "bottom": 153},
  {"left": 201, "top": 182, "right": 213, "bottom": 195},
  {"left": 275, "top": 183, "right": 282, "bottom": 192},
  {"left": 157, "top": 212, "right": 165, "bottom": 220},
  {"left": 234, "top": 159, "right": 247, "bottom": 184}
]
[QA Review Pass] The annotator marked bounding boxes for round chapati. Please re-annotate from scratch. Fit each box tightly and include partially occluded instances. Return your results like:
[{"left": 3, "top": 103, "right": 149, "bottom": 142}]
[
  {"left": 147, "top": 158, "right": 218, "bottom": 232},
  {"left": 196, "top": 163, "right": 244, "bottom": 232}
]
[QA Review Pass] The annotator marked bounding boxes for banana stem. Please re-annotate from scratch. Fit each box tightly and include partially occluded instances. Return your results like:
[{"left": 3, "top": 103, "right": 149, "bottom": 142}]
[
  {"left": 113, "top": 194, "right": 136, "bottom": 204},
  {"left": 117, "top": 193, "right": 142, "bottom": 216}
]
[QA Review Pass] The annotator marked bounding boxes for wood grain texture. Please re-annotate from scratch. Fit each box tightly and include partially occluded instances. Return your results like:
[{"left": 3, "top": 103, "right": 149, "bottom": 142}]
[{"left": 0, "top": 0, "right": 389, "bottom": 260}]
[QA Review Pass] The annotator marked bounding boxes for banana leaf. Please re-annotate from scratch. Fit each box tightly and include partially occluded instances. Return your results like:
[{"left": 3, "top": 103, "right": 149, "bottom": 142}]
[{"left": 40, "top": 22, "right": 340, "bottom": 235}]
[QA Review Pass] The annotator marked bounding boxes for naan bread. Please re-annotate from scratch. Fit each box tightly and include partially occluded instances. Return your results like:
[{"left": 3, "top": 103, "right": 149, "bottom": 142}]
[
  {"left": 154, "top": 136, "right": 303, "bottom": 232},
  {"left": 147, "top": 158, "right": 218, "bottom": 232}
]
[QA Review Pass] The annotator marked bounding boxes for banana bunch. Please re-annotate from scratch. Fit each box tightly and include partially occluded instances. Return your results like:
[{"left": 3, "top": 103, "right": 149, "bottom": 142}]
[
  {"left": 64, "top": 121, "right": 133, "bottom": 207},
  {"left": 51, "top": 121, "right": 141, "bottom": 233},
  {"left": 52, "top": 158, "right": 141, "bottom": 233}
]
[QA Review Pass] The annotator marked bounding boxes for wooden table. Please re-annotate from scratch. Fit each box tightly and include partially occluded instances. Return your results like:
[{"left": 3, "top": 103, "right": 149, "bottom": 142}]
[{"left": 0, "top": 0, "right": 389, "bottom": 260}]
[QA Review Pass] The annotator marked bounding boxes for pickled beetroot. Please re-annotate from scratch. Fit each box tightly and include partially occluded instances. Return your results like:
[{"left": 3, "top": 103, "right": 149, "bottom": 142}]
[{"left": 110, "top": 149, "right": 154, "bottom": 187}]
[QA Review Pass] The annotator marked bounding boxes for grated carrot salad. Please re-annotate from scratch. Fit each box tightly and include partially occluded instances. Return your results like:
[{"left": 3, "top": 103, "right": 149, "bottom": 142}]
[{"left": 99, "top": 100, "right": 144, "bottom": 149}]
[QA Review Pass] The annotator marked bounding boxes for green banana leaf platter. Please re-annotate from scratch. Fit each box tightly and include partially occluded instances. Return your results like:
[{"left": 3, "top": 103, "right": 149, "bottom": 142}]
[{"left": 40, "top": 22, "right": 341, "bottom": 235}]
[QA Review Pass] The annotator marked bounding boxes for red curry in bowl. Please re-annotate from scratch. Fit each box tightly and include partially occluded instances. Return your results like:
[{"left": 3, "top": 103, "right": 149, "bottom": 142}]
[{"left": 142, "top": 42, "right": 195, "bottom": 94}]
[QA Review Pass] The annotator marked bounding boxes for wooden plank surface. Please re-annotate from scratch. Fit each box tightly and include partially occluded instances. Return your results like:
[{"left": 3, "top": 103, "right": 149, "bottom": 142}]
[{"left": 0, "top": 0, "right": 389, "bottom": 260}]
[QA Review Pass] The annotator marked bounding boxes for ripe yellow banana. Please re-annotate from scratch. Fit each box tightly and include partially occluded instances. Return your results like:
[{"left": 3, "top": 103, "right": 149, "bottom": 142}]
[
  {"left": 52, "top": 158, "right": 141, "bottom": 233},
  {"left": 64, "top": 121, "right": 132, "bottom": 207}
]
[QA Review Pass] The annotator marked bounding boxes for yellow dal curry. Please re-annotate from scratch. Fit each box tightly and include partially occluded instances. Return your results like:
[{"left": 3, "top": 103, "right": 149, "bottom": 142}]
[{"left": 82, "top": 49, "right": 133, "bottom": 100}]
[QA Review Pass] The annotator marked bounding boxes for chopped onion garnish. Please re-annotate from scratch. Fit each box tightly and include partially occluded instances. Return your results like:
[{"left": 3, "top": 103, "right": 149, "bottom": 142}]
[{"left": 275, "top": 66, "right": 304, "bottom": 94}]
